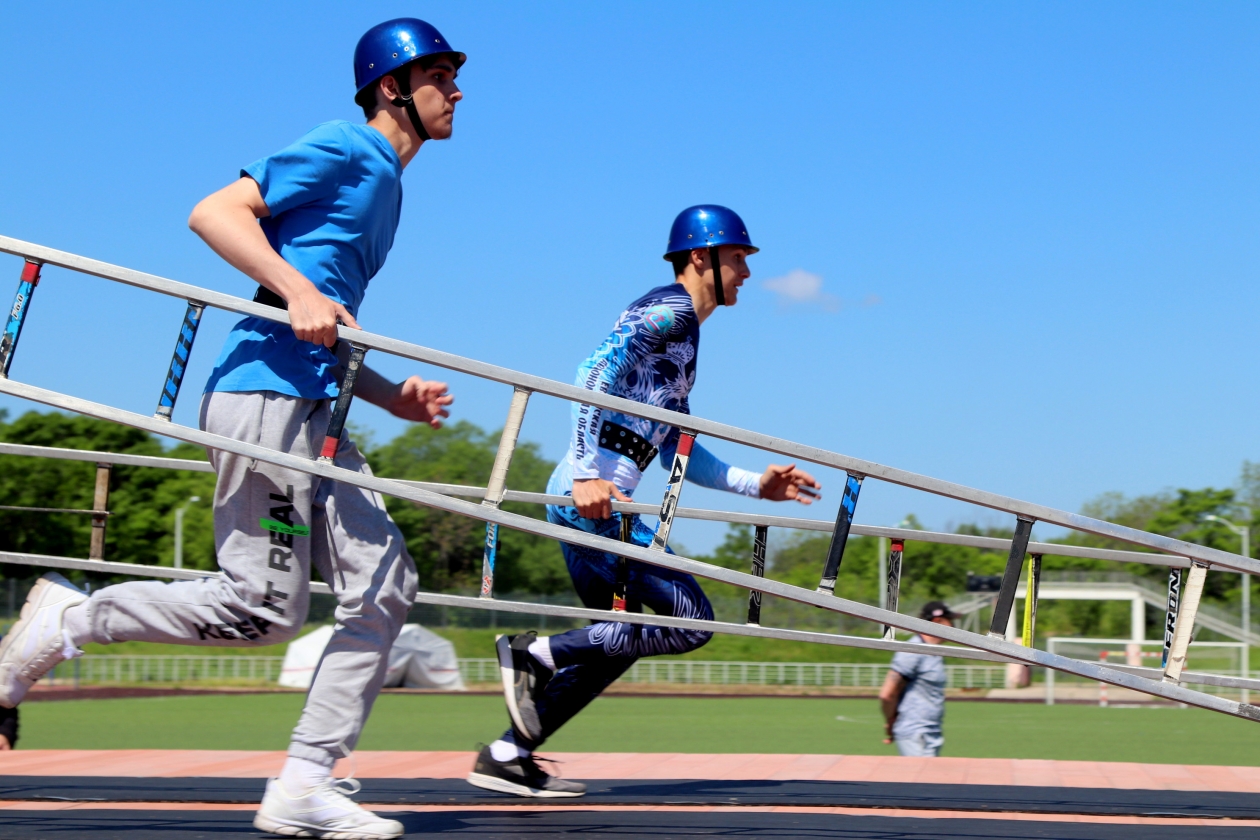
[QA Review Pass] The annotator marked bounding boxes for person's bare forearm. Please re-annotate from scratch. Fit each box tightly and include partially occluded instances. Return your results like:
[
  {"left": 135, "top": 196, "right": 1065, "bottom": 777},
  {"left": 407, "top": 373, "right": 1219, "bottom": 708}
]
[
  {"left": 880, "top": 697, "right": 899, "bottom": 730},
  {"left": 878, "top": 671, "right": 905, "bottom": 738},
  {"left": 329, "top": 343, "right": 395, "bottom": 409},
  {"left": 352, "top": 363, "right": 399, "bottom": 409},
  {"left": 188, "top": 180, "right": 316, "bottom": 302}
]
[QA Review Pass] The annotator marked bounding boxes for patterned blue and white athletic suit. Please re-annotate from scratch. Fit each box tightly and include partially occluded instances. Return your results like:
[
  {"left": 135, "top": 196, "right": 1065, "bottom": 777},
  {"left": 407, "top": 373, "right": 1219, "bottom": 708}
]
[{"left": 512, "top": 284, "right": 762, "bottom": 748}]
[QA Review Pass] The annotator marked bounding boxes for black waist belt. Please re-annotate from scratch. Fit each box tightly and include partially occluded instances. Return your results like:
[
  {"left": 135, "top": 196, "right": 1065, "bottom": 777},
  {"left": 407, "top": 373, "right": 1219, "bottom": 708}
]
[
  {"left": 599, "top": 421, "right": 658, "bottom": 472},
  {"left": 253, "top": 285, "right": 287, "bottom": 309}
]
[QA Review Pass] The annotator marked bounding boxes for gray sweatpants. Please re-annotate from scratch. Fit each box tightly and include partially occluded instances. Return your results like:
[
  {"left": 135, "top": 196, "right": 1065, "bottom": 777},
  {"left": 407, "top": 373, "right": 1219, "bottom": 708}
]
[{"left": 63, "top": 391, "right": 418, "bottom": 766}]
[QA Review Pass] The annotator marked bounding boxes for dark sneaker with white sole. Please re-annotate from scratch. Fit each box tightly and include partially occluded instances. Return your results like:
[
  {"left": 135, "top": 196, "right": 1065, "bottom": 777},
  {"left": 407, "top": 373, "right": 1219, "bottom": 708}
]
[
  {"left": 496, "top": 632, "right": 550, "bottom": 743},
  {"left": 466, "top": 745, "right": 586, "bottom": 798}
]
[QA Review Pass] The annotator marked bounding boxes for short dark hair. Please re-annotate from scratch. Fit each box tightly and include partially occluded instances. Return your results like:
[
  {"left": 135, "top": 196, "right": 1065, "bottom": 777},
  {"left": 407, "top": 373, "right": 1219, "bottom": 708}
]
[
  {"left": 667, "top": 250, "right": 693, "bottom": 277},
  {"left": 355, "top": 53, "right": 454, "bottom": 119}
]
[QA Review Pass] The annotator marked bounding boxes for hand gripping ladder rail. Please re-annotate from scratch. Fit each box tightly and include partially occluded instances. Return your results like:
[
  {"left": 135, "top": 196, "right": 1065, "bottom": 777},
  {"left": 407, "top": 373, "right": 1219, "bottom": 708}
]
[{"left": 1, "top": 233, "right": 1259, "bottom": 723}]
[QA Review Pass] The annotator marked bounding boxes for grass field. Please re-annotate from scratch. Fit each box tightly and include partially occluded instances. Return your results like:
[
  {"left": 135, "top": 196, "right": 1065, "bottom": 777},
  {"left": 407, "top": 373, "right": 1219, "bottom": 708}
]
[{"left": 15, "top": 693, "right": 1260, "bottom": 765}]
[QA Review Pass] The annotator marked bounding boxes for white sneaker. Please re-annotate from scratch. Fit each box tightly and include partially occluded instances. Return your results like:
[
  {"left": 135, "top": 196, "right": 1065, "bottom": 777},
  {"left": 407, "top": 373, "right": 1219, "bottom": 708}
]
[
  {"left": 254, "top": 777, "right": 404, "bottom": 839},
  {"left": 0, "top": 572, "right": 86, "bottom": 708}
]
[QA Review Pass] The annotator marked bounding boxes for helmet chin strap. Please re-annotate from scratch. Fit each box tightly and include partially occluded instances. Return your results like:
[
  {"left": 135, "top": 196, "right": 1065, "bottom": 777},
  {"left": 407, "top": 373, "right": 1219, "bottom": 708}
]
[
  {"left": 708, "top": 245, "right": 726, "bottom": 307},
  {"left": 389, "top": 68, "right": 432, "bottom": 142}
]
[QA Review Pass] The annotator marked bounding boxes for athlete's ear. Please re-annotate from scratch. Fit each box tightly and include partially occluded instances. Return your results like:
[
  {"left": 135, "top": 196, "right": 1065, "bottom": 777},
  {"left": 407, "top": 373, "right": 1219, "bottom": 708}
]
[
  {"left": 378, "top": 74, "right": 401, "bottom": 105},
  {"left": 690, "top": 249, "right": 707, "bottom": 275}
]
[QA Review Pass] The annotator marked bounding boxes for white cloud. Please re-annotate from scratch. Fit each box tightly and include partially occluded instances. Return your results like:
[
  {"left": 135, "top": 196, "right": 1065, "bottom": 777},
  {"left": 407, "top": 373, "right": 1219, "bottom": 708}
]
[
  {"left": 762, "top": 269, "right": 881, "bottom": 313},
  {"left": 761, "top": 269, "right": 841, "bottom": 312}
]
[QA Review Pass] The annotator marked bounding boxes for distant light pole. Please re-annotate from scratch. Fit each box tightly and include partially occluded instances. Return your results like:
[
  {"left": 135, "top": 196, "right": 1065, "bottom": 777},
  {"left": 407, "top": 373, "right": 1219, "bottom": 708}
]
[
  {"left": 1204, "top": 513, "right": 1251, "bottom": 644},
  {"left": 174, "top": 496, "right": 201, "bottom": 569}
]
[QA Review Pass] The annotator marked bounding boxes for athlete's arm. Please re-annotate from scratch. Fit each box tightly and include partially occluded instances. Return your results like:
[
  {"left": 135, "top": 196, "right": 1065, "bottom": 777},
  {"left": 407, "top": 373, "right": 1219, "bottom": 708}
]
[
  {"left": 668, "top": 441, "right": 821, "bottom": 504},
  {"left": 332, "top": 345, "right": 453, "bottom": 429},
  {"left": 879, "top": 670, "right": 906, "bottom": 743},
  {"left": 189, "top": 177, "right": 358, "bottom": 349},
  {"left": 758, "top": 463, "right": 821, "bottom": 504}
]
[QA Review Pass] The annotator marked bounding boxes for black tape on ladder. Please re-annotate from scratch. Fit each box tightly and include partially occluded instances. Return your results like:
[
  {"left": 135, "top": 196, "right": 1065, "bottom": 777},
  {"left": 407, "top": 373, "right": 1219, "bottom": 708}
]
[
  {"left": 747, "top": 525, "right": 768, "bottom": 625},
  {"left": 318, "top": 343, "right": 367, "bottom": 463},
  {"left": 988, "top": 516, "right": 1034, "bottom": 637}
]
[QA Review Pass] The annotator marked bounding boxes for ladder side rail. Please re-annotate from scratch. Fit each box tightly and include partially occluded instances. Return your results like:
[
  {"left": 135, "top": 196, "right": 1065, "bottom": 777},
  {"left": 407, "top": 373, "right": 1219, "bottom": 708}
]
[
  {"left": 1, "top": 376, "right": 1256, "bottom": 721},
  {"left": 0, "top": 235, "right": 1252, "bottom": 574}
]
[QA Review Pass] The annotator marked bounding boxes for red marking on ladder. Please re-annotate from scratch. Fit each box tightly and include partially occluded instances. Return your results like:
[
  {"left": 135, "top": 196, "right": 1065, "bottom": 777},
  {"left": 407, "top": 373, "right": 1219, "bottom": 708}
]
[
  {"left": 21, "top": 261, "right": 41, "bottom": 284},
  {"left": 319, "top": 437, "right": 339, "bottom": 460},
  {"left": 676, "top": 433, "right": 695, "bottom": 456}
]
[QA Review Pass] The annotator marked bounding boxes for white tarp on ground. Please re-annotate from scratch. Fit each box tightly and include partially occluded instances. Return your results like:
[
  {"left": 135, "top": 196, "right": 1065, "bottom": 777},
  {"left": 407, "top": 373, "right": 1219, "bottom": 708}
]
[{"left": 278, "top": 624, "right": 466, "bottom": 691}]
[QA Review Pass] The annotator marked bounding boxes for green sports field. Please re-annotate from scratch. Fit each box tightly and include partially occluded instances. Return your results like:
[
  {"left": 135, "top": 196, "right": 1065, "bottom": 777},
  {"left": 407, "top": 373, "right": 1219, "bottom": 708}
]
[{"left": 14, "top": 693, "right": 1260, "bottom": 766}]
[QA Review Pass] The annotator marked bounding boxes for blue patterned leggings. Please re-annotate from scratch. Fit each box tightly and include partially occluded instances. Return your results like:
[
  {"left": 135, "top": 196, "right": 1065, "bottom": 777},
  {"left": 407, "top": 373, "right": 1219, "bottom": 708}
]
[{"left": 506, "top": 503, "right": 713, "bottom": 748}]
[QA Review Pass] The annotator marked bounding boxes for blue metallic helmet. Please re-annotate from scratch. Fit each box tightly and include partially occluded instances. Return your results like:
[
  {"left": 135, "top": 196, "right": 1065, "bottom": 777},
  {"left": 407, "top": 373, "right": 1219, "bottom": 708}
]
[
  {"left": 354, "top": 19, "right": 465, "bottom": 140},
  {"left": 663, "top": 205, "right": 758, "bottom": 306}
]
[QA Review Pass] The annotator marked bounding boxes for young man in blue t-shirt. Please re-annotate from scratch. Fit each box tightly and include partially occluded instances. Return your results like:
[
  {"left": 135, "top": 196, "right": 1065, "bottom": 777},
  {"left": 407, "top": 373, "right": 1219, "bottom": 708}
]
[
  {"left": 468, "top": 206, "right": 823, "bottom": 797},
  {"left": 0, "top": 18, "right": 462, "bottom": 839}
]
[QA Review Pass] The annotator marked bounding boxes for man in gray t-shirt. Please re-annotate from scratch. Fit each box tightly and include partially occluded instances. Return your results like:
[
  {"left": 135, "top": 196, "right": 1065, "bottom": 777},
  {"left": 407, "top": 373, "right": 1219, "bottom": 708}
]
[{"left": 879, "top": 601, "right": 957, "bottom": 757}]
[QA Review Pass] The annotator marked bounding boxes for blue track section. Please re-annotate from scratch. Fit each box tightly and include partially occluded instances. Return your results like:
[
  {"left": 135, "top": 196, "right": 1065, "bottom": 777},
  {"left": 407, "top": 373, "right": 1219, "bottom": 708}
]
[
  {"left": 3, "top": 776, "right": 1259, "bottom": 818},
  {"left": 4, "top": 808, "right": 1257, "bottom": 838}
]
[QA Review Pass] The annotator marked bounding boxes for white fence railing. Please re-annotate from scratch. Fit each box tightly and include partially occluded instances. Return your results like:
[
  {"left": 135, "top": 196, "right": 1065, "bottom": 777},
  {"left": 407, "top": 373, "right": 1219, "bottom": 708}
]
[
  {"left": 47, "top": 655, "right": 285, "bottom": 685},
  {"left": 47, "top": 655, "right": 1005, "bottom": 690},
  {"left": 457, "top": 658, "right": 1007, "bottom": 689}
]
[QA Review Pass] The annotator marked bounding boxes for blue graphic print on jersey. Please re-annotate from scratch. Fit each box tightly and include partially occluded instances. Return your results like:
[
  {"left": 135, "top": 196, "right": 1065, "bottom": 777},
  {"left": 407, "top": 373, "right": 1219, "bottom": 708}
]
[{"left": 548, "top": 284, "right": 760, "bottom": 499}]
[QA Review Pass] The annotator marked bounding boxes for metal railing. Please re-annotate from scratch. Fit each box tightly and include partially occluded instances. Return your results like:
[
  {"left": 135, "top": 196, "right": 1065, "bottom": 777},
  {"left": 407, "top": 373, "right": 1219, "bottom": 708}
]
[
  {"left": 45, "top": 655, "right": 285, "bottom": 685},
  {"left": 0, "top": 235, "right": 1257, "bottom": 723},
  {"left": 457, "top": 658, "right": 1007, "bottom": 690}
]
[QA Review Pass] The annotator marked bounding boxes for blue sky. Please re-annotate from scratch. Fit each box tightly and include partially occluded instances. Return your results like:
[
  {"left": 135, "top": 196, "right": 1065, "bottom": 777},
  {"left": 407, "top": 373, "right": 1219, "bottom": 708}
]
[{"left": 0, "top": 2, "right": 1257, "bottom": 554}]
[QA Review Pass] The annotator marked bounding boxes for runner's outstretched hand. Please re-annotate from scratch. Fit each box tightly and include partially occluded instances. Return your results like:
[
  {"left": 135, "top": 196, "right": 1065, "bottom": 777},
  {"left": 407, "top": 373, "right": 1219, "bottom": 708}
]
[
  {"left": 386, "top": 376, "right": 453, "bottom": 428},
  {"left": 759, "top": 463, "right": 821, "bottom": 504},
  {"left": 572, "top": 479, "right": 631, "bottom": 520}
]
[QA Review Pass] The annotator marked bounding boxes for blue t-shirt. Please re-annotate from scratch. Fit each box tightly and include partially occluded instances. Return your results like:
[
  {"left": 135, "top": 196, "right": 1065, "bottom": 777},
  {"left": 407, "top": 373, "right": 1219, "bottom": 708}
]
[
  {"left": 889, "top": 635, "right": 948, "bottom": 739},
  {"left": 204, "top": 121, "right": 403, "bottom": 399},
  {"left": 547, "top": 284, "right": 761, "bottom": 505}
]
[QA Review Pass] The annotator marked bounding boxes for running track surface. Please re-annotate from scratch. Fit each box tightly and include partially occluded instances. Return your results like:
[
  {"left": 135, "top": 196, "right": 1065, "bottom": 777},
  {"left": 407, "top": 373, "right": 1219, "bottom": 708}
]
[
  {"left": 4, "top": 750, "right": 1259, "bottom": 789},
  {"left": 2, "top": 752, "right": 1259, "bottom": 839}
]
